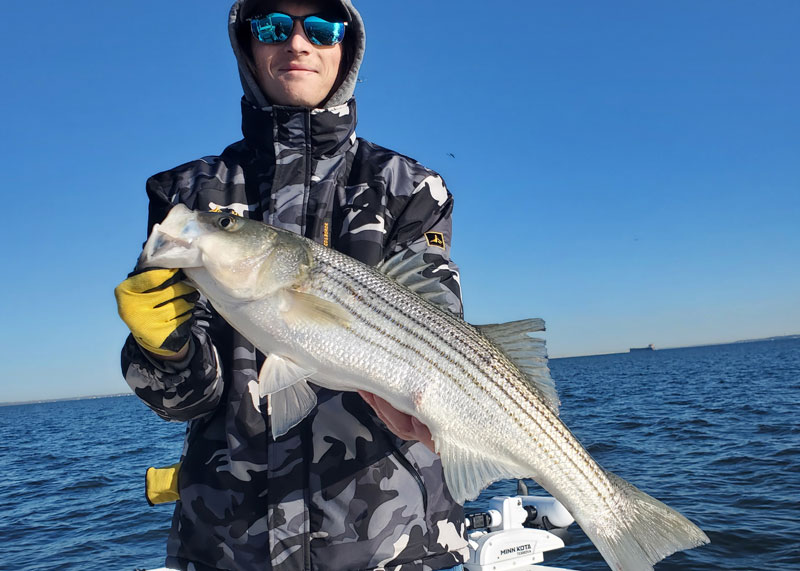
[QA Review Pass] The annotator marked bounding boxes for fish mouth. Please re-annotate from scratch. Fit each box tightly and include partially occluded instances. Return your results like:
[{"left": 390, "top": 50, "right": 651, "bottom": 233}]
[{"left": 138, "top": 217, "right": 204, "bottom": 270}]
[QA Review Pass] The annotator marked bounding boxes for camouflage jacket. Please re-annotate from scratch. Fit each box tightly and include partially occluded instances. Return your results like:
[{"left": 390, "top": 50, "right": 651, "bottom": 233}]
[{"left": 123, "top": 98, "right": 469, "bottom": 571}]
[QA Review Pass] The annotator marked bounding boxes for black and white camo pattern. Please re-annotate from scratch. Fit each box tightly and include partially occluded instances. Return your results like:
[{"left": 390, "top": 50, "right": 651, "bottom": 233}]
[{"left": 122, "top": 98, "right": 468, "bottom": 570}]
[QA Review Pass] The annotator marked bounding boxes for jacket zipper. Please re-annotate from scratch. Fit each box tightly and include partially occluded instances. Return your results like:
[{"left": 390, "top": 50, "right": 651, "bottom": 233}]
[
  {"left": 303, "top": 111, "right": 312, "bottom": 237},
  {"left": 391, "top": 447, "right": 428, "bottom": 515}
]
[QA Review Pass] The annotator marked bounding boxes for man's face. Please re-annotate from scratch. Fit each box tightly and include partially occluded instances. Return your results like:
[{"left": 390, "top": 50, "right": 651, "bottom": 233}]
[{"left": 251, "top": 0, "right": 344, "bottom": 108}]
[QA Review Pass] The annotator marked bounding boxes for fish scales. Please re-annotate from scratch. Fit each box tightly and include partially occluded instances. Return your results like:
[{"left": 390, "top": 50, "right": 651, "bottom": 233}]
[
  {"left": 139, "top": 205, "right": 710, "bottom": 570},
  {"left": 307, "top": 244, "right": 617, "bottom": 516},
  {"left": 304, "top": 248, "right": 611, "bottom": 524}
]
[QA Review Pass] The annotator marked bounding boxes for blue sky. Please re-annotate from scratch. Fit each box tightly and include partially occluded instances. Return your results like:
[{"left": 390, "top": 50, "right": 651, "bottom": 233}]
[{"left": 1, "top": 0, "right": 798, "bottom": 403}]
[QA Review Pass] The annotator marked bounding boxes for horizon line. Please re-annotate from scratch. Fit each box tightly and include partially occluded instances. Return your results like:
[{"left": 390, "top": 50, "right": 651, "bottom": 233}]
[{"left": 3, "top": 334, "right": 798, "bottom": 406}]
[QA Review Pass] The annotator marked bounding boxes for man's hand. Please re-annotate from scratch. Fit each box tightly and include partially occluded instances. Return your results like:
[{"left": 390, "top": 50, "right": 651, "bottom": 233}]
[
  {"left": 358, "top": 391, "right": 436, "bottom": 453},
  {"left": 115, "top": 268, "right": 198, "bottom": 360}
]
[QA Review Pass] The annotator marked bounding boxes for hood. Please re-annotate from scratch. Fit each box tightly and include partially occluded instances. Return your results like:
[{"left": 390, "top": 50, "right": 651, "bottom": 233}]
[{"left": 228, "top": 0, "right": 366, "bottom": 109}]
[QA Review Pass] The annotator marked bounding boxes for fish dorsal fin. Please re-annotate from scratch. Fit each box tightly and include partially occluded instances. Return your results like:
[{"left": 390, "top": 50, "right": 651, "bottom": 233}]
[
  {"left": 377, "top": 251, "right": 451, "bottom": 310},
  {"left": 278, "top": 289, "right": 351, "bottom": 327},
  {"left": 438, "top": 439, "right": 526, "bottom": 503},
  {"left": 476, "top": 319, "right": 559, "bottom": 414},
  {"left": 269, "top": 380, "right": 318, "bottom": 439},
  {"left": 258, "top": 353, "right": 316, "bottom": 397}
]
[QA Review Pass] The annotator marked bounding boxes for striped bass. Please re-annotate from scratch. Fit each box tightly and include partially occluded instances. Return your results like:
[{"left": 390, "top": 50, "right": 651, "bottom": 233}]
[{"left": 139, "top": 204, "right": 709, "bottom": 570}]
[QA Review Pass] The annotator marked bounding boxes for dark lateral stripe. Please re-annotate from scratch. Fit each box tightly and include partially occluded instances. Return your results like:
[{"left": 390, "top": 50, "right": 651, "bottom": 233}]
[
  {"left": 313, "top": 260, "right": 491, "bottom": 393},
  {"left": 312, "top": 253, "right": 613, "bottom": 500},
  {"left": 313, "top": 261, "right": 576, "bottom": 448},
  {"left": 315, "top": 257, "right": 556, "bottom": 416},
  {"left": 315, "top": 257, "right": 576, "bottom": 438},
  {"left": 313, "top": 281, "right": 478, "bottom": 403},
  {"left": 317, "top": 257, "right": 506, "bottom": 383}
]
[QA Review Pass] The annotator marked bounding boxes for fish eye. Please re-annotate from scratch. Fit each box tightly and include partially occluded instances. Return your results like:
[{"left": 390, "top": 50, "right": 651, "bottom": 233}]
[{"left": 217, "top": 216, "right": 237, "bottom": 231}]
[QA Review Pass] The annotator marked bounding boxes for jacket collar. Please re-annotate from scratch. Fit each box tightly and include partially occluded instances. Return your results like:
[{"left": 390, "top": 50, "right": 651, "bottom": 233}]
[{"left": 241, "top": 98, "right": 358, "bottom": 159}]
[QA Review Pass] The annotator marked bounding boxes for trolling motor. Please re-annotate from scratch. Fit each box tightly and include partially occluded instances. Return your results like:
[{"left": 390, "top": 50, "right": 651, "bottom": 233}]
[{"left": 464, "top": 481, "right": 575, "bottom": 571}]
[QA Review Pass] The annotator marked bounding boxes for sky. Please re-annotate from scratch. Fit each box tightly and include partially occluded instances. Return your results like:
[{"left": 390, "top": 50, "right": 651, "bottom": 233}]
[{"left": 1, "top": 0, "right": 798, "bottom": 403}]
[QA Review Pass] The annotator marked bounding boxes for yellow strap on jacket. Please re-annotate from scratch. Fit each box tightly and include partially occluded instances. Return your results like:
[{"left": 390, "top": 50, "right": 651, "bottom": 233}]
[{"left": 145, "top": 462, "right": 182, "bottom": 505}]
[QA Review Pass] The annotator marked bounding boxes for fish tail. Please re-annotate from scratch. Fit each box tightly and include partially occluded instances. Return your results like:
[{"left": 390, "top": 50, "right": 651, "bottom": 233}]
[{"left": 587, "top": 470, "right": 710, "bottom": 571}]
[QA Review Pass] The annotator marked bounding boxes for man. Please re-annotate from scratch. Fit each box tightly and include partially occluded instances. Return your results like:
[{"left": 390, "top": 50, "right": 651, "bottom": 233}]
[{"left": 115, "top": 1, "right": 468, "bottom": 569}]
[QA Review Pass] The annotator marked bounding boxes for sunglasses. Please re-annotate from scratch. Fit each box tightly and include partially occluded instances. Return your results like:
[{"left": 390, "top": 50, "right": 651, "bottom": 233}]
[{"left": 249, "top": 13, "right": 347, "bottom": 46}]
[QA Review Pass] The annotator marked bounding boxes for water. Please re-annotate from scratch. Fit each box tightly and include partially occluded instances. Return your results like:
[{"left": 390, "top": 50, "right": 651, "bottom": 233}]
[{"left": 1, "top": 339, "right": 798, "bottom": 570}]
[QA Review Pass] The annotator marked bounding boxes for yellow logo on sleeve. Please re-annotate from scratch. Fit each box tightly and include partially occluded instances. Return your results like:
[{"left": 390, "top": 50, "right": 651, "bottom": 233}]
[{"left": 425, "top": 232, "right": 445, "bottom": 249}]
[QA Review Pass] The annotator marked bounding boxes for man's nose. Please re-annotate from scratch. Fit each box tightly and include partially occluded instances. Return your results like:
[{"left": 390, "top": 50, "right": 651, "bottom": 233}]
[{"left": 286, "top": 20, "right": 312, "bottom": 52}]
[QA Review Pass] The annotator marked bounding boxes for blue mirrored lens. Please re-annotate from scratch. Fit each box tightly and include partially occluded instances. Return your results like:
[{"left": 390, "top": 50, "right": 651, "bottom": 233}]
[
  {"left": 251, "top": 13, "right": 345, "bottom": 46},
  {"left": 303, "top": 16, "right": 346, "bottom": 46},
  {"left": 251, "top": 13, "right": 294, "bottom": 43}
]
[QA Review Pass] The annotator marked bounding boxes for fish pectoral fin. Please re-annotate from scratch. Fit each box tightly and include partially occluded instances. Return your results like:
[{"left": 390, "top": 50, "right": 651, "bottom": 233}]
[
  {"left": 279, "top": 289, "right": 351, "bottom": 328},
  {"left": 269, "top": 380, "right": 318, "bottom": 438},
  {"left": 258, "top": 353, "right": 316, "bottom": 397},
  {"left": 476, "top": 319, "right": 559, "bottom": 414},
  {"left": 438, "top": 440, "right": 526, "bottom": 504}
]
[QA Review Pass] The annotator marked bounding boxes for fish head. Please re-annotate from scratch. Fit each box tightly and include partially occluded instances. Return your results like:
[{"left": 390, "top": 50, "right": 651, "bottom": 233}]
[{"left": 139, "top": 204, "right": 312, "bottom": 300}]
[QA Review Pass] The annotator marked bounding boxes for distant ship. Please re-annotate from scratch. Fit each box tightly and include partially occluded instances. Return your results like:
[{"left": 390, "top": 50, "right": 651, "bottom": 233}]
[{"left": 629, "top": 344, "right": 656, "bottom": 352}]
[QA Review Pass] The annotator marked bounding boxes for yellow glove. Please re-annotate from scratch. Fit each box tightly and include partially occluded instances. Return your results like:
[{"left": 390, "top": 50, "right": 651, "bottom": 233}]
[{"left": 115, "top": 268, "right": 197, "bottom": 357}]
